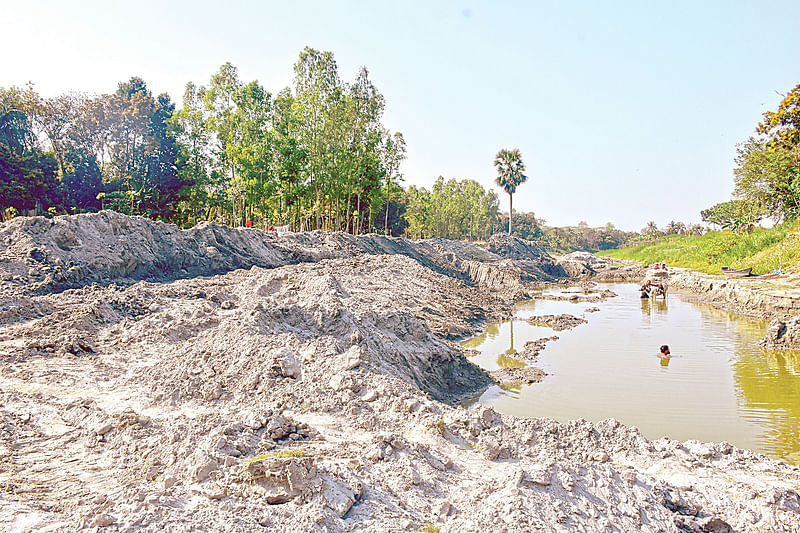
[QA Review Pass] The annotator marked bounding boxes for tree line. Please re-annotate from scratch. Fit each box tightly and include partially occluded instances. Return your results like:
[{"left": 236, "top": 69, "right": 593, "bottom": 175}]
[
  {"left": 0, "top": 47, "right": 547, "bottom": 247},
  {"left": 1, "top": 47, "right": 407, "bottom": 234},
  {"left": 12, "top": 44, "right": 760, "bottom": 253}
]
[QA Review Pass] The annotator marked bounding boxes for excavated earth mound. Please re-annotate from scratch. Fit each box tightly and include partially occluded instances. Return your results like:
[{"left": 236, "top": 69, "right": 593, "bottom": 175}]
[
  {"left": 1, "top": 213, "right": 799, "bottom": 532},
  {"left": 0, "top": 211, "right": 563, "bottom": 299}
]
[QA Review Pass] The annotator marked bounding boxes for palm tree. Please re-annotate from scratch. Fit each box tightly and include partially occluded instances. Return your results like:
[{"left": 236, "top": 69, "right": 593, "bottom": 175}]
[
  {"left": 643, "top": 221, "right": 659, "bottom": 236},
  {"left": 494, "top": 148, "right": 527, "bottom": 235}
]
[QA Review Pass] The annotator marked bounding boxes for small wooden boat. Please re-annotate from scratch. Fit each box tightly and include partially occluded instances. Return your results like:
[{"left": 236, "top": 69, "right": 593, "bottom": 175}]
[{"left": 721, "top": 266, "right": 752, "bottom": 278}]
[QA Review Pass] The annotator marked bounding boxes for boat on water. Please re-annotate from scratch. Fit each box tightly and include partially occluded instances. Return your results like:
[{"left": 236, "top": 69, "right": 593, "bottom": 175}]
[{"left": 721, "top": 266, "right": 752, "bottom": 278}]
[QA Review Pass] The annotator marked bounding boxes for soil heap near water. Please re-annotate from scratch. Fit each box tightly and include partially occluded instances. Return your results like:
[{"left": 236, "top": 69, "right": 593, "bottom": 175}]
[{"left": 0, "top": 212, "right": 798, "bottom": 532}]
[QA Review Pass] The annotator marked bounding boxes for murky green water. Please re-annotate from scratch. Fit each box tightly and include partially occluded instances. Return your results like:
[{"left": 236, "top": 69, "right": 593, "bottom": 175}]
[{"left": 464, "top": 282, "right": 800, "bottom": 464}]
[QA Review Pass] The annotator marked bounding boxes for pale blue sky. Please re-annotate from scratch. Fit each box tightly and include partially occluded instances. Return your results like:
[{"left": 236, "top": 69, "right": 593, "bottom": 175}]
[{"left": 4, "top": 0, "right": 799, "bottom": 230}]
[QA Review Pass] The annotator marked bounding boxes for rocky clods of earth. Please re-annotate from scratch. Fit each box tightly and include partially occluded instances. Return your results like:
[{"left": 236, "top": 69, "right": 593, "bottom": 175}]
[
  {"left": 527, "top": 314, "right": 588, "bottom": 331},
  {"left": 761, "top": 317, "right": 800, "bottom": 349},
  {"left": 1, "top": 213, "right": 799, "bottom": 532},
  {"left": 489, "top": 365, "right": 547, "bottom": 385},
  {"left": 557, "top": 251, "right": 646, "bottom": 280}
]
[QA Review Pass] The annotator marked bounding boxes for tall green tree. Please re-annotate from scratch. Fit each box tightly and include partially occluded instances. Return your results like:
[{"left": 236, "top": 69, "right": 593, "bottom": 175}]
[
  {"left": 204, "top": 63, "right": 243, "bottom": 224},
  {"left": 293, "top": 47, "right": 341, "bottom": 229},
  {"left": 0, "top": 95, "right": 61, "bottom": 213},
  {"left": 734, "top": 137, "right": 800, "bottom": 222},
  {"left": 493, "top": 148, "right": 527, "bottom": 235},
  {"left": 144, "top": 93, "right": 187, "bottom": 220},
  {"left": 60, "top": 151, "right": 102, "bottom": 211},
  {"left": 382, "top": 132, "right": 406, "bottom": 234},
  {"left": 172, "top": 82, "right": 213, "bottom": 226}
]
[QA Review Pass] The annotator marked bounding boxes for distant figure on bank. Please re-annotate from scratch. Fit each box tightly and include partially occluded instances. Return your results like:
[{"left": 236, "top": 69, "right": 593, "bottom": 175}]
[{"left": 657, "top": 345, "right": 671, "bottom": 359}]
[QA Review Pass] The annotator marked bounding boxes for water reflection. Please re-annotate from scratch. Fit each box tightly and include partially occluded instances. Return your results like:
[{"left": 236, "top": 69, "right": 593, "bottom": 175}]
[
  {"left": 734, "top": 345, "right": 800, "bottom": 462},
  {"left": 499, "top": 382, "right": 523, "bottom": 395},
  {"left": 497, "top": 353, "right": 524, "bottom": 368},
  {"left": 641, "top": 298, "right": 668, "bottom": 315},
  {"left": 463, "top": 282, "right": 800, "bottom": 464},
  {"left": 461, "top": 322, "right": 502, "bottom": 350}
]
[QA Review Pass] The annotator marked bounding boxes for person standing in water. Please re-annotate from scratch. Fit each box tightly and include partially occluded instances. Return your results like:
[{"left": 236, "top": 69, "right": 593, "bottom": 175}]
[{"left": 657, "top": 345, "right": 671, "bottom": 359}]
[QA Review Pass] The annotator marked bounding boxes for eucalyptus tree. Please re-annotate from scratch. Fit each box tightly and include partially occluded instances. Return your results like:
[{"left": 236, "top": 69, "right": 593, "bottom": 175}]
[
  {"left": 341, "top": 66, "right": 384, "bottom": 233},
  {"left": 273, "top": 88, "right": 308, "bottom": 227},
  {"left": 494, "top": 148, "right": 527, "bottom": 235},
  {"left": 403, "top": 185, "right": 431, "bottom": 238},
  {"left": 381, "top": 131, "right": 406, "bottom": 234},
  {"left": 204, "top": 63, "right": 242, "bottom": 224},
  {"left": 172, "top": 82, "right": 213, "bottom": 225},
  {"left": 229, "top": 80, "right": 276, "bottom": 226},
  {"left": 144, "top": 93, "right": 186, "bottom": 220},
  {"left": 101, "top": 77, "right": 158, "bottom": 214},
  {"left": 293, "top": 47, "right": 341, "bottom": 229}
]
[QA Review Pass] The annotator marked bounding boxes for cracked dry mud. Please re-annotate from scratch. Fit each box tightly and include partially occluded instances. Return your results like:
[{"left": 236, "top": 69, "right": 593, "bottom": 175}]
[{"left": 1, "top": 212, "right": 799, "bottom": 532}]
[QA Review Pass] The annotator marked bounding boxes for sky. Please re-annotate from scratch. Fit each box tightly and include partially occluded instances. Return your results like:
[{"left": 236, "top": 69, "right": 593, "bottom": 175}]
[{"left": 3, "top": 0, "right": 799, "bottom": 231}]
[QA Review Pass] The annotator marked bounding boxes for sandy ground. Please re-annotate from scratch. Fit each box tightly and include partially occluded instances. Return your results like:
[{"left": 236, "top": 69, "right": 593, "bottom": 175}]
[{"left": 1, "top": 212, "right": 799, "bottom": 532}]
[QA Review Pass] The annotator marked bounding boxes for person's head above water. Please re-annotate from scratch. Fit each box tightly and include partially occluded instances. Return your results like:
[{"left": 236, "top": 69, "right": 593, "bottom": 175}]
[{"left": 660, "top": 345, "right": 670, "bottom": 356}]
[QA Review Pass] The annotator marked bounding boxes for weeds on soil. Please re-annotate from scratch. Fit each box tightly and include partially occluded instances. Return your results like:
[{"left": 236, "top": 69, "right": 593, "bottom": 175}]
[{"left": 247, "top": 447, "right": 309, "bottom": 463}]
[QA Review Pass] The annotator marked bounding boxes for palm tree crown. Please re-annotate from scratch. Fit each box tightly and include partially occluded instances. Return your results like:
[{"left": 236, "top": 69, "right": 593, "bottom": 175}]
[{"left": 494, "top": 148, "right": 527, "bottom": 235}]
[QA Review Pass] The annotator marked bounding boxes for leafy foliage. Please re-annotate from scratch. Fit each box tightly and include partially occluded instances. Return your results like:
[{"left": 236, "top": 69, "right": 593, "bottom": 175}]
[
  {"left": 403, "top": 177, "right": 499, "bottom": 240},
  {"left": 717, "top": 83, "right": 800, "bottom": 226},
  {"left": 757, "top": 83, "right": 800, "bottom": 151}
]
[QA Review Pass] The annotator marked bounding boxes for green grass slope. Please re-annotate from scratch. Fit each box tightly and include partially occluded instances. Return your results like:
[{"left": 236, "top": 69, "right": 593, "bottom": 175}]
[{"left": 598, "top": 222, "right": 800, "bottom": 276}]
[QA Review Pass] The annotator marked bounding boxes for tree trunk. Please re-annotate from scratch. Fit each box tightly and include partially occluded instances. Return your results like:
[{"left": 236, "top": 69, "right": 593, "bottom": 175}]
[
  {"left": 384, "top": 178, "right": 390, "bottom": 235},
  {"left": 508, "top": 193, "right": 513, "bottom": 235}
]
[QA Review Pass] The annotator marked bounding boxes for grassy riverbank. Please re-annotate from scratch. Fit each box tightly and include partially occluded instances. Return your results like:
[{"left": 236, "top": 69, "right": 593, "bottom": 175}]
[{"left": 598, "top": 222, "right": 800, "bottom": 276}]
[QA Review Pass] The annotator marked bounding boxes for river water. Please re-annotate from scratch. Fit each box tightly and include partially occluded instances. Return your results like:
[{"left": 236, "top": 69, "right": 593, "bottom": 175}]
[{"left": 463, "top": 282, "right": 800, "bottom": 464}]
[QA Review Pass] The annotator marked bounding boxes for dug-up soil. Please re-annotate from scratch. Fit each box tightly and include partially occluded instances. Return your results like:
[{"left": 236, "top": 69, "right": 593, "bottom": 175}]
[{"left": 1, "top": 212, "right": 798, "bottom": 532}]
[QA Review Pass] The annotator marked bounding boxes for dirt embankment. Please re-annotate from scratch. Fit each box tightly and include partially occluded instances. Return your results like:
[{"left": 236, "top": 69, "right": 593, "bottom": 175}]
[
  {"left": 1, "top": 213, "right": 798, "bottom": 532},
  {"left": 0, "top": 211, "right": 564, "bottom": 300}
]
